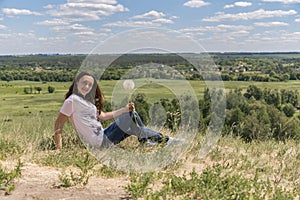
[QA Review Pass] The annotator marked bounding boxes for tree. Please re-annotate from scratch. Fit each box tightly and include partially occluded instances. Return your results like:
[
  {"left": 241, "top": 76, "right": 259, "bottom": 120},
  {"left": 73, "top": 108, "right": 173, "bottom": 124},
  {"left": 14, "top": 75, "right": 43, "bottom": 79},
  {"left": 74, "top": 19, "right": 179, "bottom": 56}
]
[
  {"left": 34, "top": 86, "right": 42, "bottom": 94},
  {"left": 241, "top": 107, "right": 271, "bottom": 142},
  {"left": 158, "top": 98, "right": 180, "bottom": 132},
  {"left": 23, "top": 87, "right": 33, "bottom": 94},
  {"left": 281, "top": 89, "right": 299, "bottom": 107},
  {"left": 282, "top": 73, "right": 290, "bottom": 82},
  {"left": 282, "top": 103, "right": 295, "bottom": 117},
  {"left": 263, "top": 88, "right": 281, "bottom": 108},
  {"left": 202, "top": 88, "right": 211, "bottom": 119},
  {"left": 244, "top": 85, "right": 262, "bottom": 100},
  {"left": 48, "top": 86, "right": 55, "bottom": 93},
  {"left": 131, "top": 93, "right": 150, "bottom": 125}
]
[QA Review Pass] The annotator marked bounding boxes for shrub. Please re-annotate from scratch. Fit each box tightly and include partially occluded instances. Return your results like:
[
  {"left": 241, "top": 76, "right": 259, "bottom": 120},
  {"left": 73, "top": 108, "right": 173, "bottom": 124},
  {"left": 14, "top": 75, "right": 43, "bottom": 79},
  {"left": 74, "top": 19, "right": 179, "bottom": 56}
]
[
  {"left": 23, "top": 87, "right": 33, "bottom": 94},
  {"left": 282, "top": 103, "right": 295, "bottom": 117},
  {"left": 47, "top": 86, "right": 55, "bottom": 93},
  {"left": 54, "top": 151, "right": 97, "bottom": 188}
]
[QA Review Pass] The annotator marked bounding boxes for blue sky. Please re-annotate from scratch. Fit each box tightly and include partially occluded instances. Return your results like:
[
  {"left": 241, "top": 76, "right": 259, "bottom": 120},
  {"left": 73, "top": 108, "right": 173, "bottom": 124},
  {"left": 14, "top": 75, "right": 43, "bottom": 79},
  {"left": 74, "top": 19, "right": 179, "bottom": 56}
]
[{"left": 0, "top": 0, "right": 300, "bottom": 55}]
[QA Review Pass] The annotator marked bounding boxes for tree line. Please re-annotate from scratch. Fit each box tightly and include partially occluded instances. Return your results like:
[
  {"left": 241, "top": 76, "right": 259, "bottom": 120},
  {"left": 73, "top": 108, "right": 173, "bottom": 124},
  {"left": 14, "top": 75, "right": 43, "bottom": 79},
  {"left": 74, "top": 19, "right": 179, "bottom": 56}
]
[
  {"left": 224, "top": 85, "right": 299, "bottom": 141},
  {"left": 105, "top": 85, "right": 299, "bottom": 143},
  {"left": 1, "top": 53, "right": 300, "bottom": 82}
]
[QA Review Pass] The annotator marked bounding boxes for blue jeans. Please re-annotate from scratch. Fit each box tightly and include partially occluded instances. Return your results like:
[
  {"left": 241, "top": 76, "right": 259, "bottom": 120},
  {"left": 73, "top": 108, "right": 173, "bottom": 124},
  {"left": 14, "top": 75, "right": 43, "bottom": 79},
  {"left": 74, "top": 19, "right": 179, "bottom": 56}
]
[{"left": 102, "top": 111, "right": 166, "bottom": 146}]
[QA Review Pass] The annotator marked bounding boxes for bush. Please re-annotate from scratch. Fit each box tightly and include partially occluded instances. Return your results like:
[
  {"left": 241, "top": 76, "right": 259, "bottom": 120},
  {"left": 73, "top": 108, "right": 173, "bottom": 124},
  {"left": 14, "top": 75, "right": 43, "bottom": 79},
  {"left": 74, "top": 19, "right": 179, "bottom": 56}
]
[
  {"left": 48, "top": 86, "right": 55, "bottom": 93},
  {"left": 34, "top": 87, "right": 42, "bottom": 94},
  {"left": 23, "top": 87, "right": 33, "bottom": 94},
  {"left": 282, "top": 103, "right": 295, "bottom": 117}
]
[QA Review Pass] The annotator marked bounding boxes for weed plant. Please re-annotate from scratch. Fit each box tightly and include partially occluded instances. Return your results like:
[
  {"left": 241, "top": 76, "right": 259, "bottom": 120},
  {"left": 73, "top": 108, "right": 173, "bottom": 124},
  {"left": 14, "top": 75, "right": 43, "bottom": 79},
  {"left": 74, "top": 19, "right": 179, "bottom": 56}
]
[
  {"left": 125, "top": 164, "right": 299, "bottom": 199},
  {"left": 0, "top": 160, "right": 23, "bottom": 195},
  {"left": 55, "top": 151, "right": 97, "bottom": 188}
]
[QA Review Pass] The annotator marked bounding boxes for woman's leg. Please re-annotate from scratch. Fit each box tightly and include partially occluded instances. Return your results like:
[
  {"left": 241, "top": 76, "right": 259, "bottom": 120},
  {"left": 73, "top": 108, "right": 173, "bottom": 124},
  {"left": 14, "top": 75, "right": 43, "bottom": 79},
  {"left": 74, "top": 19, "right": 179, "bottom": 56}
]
[
  {"left": 104, "top": 111, "right": 169, "bottom": 144},
  {"left": 117, "top": 111, "right": 168, "bottom": 143},
  {"left": 104, "top": 121, "right": 130, "bottom": 144}
]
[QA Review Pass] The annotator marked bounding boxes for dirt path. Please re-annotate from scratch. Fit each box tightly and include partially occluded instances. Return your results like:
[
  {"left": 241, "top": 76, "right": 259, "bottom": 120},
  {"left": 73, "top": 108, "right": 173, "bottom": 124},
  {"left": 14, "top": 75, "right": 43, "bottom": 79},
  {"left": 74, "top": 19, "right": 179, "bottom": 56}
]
[{"left": 1, "top": 162, "right": 130, "bottom": 200}]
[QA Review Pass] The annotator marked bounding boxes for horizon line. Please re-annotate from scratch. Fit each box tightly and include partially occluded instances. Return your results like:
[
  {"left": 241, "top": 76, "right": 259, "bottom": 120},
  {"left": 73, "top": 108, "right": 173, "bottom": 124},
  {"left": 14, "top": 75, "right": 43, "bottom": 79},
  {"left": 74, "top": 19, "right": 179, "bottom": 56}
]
[{"left": 1, "top": 51, "right": 300, "bottom": 57}]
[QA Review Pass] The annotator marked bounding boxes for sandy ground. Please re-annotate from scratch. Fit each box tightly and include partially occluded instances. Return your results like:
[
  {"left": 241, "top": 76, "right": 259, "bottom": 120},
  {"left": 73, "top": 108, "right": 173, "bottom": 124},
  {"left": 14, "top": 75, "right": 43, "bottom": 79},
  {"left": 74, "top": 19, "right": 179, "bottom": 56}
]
[{"left": 1, "top": 162, "right": 130, "bottom": 200}]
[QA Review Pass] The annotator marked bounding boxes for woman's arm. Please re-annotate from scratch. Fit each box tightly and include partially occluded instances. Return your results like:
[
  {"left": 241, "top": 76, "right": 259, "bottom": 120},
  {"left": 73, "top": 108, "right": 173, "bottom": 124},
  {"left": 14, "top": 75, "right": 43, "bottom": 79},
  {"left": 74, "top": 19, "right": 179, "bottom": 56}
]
[
  {"left": 54, "top": 112, "right": 69, "bottom": 150},
  {"left": 99, "top": 102, "right": 134, "bottom": 121}
]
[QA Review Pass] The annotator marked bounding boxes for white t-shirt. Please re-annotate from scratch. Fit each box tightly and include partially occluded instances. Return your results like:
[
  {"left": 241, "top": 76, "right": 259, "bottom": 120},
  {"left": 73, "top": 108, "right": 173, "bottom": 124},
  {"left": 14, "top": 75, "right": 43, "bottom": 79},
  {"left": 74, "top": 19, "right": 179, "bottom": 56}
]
[{"left": 60, "top": 94, "right": 104, "bottom": 148}]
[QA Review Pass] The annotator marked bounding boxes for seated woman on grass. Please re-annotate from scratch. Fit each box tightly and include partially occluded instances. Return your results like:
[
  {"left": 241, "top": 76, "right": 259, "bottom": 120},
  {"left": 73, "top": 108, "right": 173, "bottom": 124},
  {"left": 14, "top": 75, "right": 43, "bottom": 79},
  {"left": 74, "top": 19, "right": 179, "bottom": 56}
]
[{"left": 54, "top": 71, "right": 173, "bottom": 150}]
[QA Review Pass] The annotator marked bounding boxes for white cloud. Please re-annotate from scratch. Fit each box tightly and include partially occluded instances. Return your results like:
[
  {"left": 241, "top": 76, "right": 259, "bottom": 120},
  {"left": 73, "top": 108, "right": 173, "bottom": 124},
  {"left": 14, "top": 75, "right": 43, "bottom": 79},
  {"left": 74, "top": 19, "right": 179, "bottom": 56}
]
[
  {"left": 99, "top": 28, "right": 112, "bottom": 32},
  {"left": 246, "top": 30, "right": 300, "bottom": 44},
  {"left": 36, "top": 19, "right": 70, "bottom": 26},
  {"left": 103, "top": 20, "right": 161, "bottom": 27},
  {"left": 183, "top": 0, "right": 210, "bottom": 8},
  {"left": 73, "top": 31, "right": 95, "bottom": 36},
  {"left": 37, "top": 36, "right": 66, "bottom": 43},
  {"left": 224, "top": 1, "right": 252, "bottom": 9},
  {"left": 16, "top": 32, "right": 36, "bottom": 39},
  {"left": 254, "top": 21, "right": 289, "bottom": 26},
  {"left": 178, "top": 24, "right": 253, "bottom": 42},
  {"left": 180, "top": 24, "right": 253, "bottom": 33},
  {"left": 69, "top": 24, "right": 94, "bottom": 31},
  {"left": 105, "top": 10, "right": 175, "bottom": 28},
  {"left": 103, "top": 17, "right": 174, "bottom": 28},
  {"left": 69, "top": 0, "right": 118, "bottom": 3},
  {"left": 196, "top": 28, "right": 300, "bottom": 52},
  {"left": 295, "top": 18, "right": 300, "bottom": 22},
  {"left": 2, "top": 8, "right": 42, "bottom": 16},
  {"left": 132, "top": 10, "right": 166, "bottom": 19},
  {"left": 44, "top": 4, "right": 54, "bottom": 9},
  {"left": 0, "top": 33, "right": 10, "bottom": 39},
  {"left": 38, "top": 37, "right": 48, "bottom": 41},
  {"left": 49, "top": 11, "right": 101, "bottom": 22},
  {"left": 230, "top": 30, "right": 250, "bottom": 36},
  {"left": 46, "top": 0, "right": 128, "bottom": 22},
  {"left": 152, "top": 18, "right": 174, "bottom": 24},
  {"left": 51, "top": 23, "right": 95, "bottom": 37},
  {"left": 262, "top": 0, "right": 300, "bottom": 4},
  {"left": 61, "top": 2, "right": 128, "bottom": 13},
  {"left": 0, "top": 25, "right": 7, "bottom": 30},
  {"left": 203, "top": 9, "right": 297, "bottom": 22}
]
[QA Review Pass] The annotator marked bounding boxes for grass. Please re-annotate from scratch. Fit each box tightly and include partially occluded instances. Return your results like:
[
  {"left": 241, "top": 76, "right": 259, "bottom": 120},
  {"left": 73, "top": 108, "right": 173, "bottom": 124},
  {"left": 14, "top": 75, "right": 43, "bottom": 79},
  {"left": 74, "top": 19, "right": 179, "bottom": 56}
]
[
  {"left": 0, "top": 80, "right": 300, "bottom": 198},
  {"left": 125, "top": 136, "right": 300, "bottom": 199},
  {"left": 1, "top": 79, "right": 300, "bottom": 116}
]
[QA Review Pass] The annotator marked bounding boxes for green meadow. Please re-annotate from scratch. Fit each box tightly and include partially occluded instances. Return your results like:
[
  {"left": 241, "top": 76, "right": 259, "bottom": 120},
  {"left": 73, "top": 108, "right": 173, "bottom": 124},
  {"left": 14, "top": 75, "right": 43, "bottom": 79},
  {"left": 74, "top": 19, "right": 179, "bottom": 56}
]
[
  {"left": 0, "top": 80, "right": 300, "bottom": 199},
  {"left": 2, "top": 79, "right": 300, "bottom": 115}
]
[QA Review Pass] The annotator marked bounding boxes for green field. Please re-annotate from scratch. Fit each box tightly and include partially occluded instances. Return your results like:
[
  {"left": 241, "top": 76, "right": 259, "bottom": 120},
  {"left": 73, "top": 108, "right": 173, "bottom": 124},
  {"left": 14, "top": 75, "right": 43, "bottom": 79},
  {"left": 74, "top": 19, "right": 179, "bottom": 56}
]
[
  {"left": 0, "top": 80, "right": 300, "bottom": 199},
  {"left": 1, "top": 79, "right": 300, "bottom": 116}
]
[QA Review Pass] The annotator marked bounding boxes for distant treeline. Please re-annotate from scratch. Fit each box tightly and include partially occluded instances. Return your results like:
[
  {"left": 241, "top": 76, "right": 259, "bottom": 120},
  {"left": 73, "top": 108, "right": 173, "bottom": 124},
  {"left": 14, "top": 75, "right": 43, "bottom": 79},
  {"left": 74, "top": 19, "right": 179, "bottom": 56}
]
[{"left": 1, "top": 53, "right": 300, "bottom": 82}]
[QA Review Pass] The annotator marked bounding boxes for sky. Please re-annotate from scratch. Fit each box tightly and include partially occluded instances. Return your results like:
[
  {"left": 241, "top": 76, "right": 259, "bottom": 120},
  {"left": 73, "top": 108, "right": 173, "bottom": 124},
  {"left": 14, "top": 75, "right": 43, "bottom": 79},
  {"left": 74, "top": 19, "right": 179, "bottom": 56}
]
[{"left": 0, "top": 0, "right": 300, "bottom": 55}]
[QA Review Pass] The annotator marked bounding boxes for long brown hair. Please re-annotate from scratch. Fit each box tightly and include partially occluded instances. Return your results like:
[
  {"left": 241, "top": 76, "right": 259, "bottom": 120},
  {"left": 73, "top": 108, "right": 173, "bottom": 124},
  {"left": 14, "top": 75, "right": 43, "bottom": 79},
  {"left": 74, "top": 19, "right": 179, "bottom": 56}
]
[{"left": 65, "top": 71, "right": 105, "bottom": 112}]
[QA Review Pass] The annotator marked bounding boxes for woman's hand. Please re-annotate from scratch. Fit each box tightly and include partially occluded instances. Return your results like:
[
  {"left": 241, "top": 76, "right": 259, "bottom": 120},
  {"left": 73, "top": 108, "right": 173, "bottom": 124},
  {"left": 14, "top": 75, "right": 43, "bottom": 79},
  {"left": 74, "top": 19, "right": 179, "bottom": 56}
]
[
  {"left": 99, "top": 102, "right": 135, "bottom": 121},
  {"left": 127, "top": 102, "right": 135, "bottom": 112}
]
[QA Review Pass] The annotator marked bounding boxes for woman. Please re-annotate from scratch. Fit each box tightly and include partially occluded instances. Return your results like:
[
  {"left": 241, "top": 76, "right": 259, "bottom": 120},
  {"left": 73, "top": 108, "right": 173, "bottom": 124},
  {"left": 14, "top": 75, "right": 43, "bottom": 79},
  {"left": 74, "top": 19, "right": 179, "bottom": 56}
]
[{"left": 54, "top": 71, "right": 170, "bottom": 150}]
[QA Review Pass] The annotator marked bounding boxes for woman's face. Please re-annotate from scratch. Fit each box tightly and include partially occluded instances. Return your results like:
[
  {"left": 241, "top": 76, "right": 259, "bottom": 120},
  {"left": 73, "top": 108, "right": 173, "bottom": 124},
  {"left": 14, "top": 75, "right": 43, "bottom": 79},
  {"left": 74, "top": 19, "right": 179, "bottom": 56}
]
[{"left": 77, "top": 75, "right": 94, "bottom": 96}]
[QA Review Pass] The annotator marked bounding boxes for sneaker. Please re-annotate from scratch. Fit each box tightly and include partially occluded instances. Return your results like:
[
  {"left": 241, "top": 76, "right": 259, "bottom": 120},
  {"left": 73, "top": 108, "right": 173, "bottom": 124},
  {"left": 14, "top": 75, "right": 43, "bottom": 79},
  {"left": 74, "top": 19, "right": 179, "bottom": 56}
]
[
  {"left": 139, "top": 138, "right": 159, "bottom": 147},
  {"left": 165, "top": 137, "right": 185, "bottom": 147}
]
